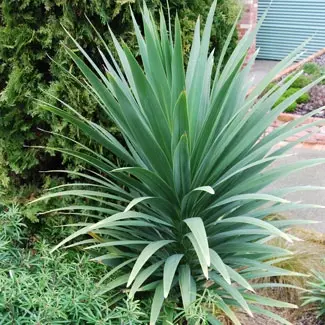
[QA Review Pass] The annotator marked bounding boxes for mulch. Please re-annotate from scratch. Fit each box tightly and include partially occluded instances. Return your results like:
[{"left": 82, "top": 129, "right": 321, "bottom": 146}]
[
  {"left": 295, "top": 85, "right": 325, "bottom": 118},
  {"left": 295, "top": 312, "right": 325, "bottom": 325},
  {"left": 313, "top": 54, "right": 325, "bottom": 67},
  {"left": 237, "top": 310, "right": 324, "bottom": 325}
]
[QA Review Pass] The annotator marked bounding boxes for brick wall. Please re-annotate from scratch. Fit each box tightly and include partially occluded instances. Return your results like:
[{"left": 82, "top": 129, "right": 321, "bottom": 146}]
[{"left": 238, "top": 0, "right": 258, "bottom": 60}]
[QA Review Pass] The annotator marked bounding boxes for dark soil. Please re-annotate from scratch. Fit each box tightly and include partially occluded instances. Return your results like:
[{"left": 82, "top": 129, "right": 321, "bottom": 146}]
[
  {"left": 237, "top": 310, "right": 323, "bottom": 325},
  {"left": 294, "top": 312, "right": 324, "bottom": 325}
]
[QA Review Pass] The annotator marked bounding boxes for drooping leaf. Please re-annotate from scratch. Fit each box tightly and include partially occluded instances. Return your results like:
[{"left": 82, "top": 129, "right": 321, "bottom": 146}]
[
  {"left": 128, "top": 240, "right": 174, "bottom": 287},
  {"left": 163, "top": 254, "right": 184, "bottom": 298}
]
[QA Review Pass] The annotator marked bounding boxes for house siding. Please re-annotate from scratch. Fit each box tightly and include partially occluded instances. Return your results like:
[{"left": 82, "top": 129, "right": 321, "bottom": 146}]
[{"left": 257, "top": 0, "right": 325, "bottom": 60}]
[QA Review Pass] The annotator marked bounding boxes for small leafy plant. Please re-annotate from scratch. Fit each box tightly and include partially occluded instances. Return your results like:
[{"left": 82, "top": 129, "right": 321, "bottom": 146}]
[
  {"left": 33, "top": 2, "right": 325, "bottom": 324},
  {"left": 273, "top": 88, "right": 310, "bottom": 113},
  {"left": 303, "top": 62, "right": 321, "bottom": 77},
  {"left": 0, "top": 204, "right": 24, "bottom": 242},
  {"left": 292, "top": 75, "right": 313, "bottom": 89},
  {"left": 302, "top": 270, "right": 325, "bottom": 319}
]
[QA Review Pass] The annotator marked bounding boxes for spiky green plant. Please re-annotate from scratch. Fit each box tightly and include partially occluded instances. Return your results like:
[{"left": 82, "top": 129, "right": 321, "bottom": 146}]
[
  {"left": 32, "top": 2, "right": 325, "bottom": 324},
  {"left": 302, "top": 270, "right": 325, "bottom": 319}
]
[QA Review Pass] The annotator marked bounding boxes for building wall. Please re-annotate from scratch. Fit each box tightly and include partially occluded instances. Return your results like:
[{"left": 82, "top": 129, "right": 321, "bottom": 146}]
[{"left": 238, "top": 0, "right": 258, "bottom": 60}]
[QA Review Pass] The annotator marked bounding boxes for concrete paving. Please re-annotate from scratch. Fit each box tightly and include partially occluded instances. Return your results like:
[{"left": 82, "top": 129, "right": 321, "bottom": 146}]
[
  {"left": 249, "top": 59, "right": 279, "bottom": 86},
  {"left": 265, "top": 147, "right": 325, "bottom": 232},
  {"left": 249, "top": 59, "right": 325, "bottom": 232}
]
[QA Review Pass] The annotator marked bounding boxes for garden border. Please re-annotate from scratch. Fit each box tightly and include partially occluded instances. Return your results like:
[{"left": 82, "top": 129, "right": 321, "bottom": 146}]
[
  {"left": 255, "top": 48, "right": 325, "bottom": 148},
  {"left": 269, "top": 113, "right": 325, "bottom": 150}
]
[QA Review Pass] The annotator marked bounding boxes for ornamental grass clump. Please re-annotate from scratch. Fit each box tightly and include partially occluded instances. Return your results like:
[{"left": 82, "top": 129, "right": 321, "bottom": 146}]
[
  {"left": 302, "top": 270, "right": 325, "bottom": 319},
  {"left": 33, "top": 2, "right": 325, "bottom": 324}
]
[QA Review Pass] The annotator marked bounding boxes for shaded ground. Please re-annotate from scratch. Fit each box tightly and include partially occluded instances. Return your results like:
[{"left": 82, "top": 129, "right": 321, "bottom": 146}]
[
  {"left": 295, "top": 312, "right": 324, "bottom": 325},
  {"left": 238, "top": 311, "right": 323, "bottom": 325}
]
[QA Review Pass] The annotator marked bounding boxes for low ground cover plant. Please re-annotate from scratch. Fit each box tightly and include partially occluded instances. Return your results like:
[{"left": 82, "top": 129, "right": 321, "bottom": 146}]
[
  {"left": 0, "top": 205, "right": 150, "bottom": 324},
  {"left": 32, "top": 2, "right": 325, "bottom": 324},
  {"left": 303, "top": 62, "right": 323, "bottom": 77},
  {"left": 273, "top": 87, "right": 310, "bottom": 113}
]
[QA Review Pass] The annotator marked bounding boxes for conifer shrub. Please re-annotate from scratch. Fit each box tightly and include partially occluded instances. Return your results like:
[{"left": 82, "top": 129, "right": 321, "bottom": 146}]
[{"left": 0, "top": 0, "right": 239, "bottom": 212}]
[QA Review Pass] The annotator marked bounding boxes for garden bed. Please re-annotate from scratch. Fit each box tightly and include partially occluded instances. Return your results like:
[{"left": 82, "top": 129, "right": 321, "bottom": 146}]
[
  {"left": 292, "top": 54, "right": 325, "bottom": 118},
  {"left": 272, "top": 50, "right": 325, "bottom": 118},
  {"left": 261, "top": 50, "right": 325, "bottom": 147},
  {"left": 238, "top": 311, "right": 323, "bottom": 325}
]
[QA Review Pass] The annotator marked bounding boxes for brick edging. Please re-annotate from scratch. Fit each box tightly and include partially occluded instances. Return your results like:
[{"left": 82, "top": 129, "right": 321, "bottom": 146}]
[
  {"left": 278, "top": 113, "right": 325, "bottom": 125},
  {"left": 269, "top": 113, "right": 325, "bottom": 148}
]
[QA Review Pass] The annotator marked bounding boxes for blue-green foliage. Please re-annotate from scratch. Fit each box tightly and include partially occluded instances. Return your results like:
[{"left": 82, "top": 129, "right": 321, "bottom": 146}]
[{"left": 0, "top": 0, "right": 239, "bottom": 214}]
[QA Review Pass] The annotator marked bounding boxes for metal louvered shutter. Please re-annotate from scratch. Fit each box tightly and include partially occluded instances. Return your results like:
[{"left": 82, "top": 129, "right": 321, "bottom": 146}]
[{"left": 256, "top": 0, "right": 325, "bottom": 60}]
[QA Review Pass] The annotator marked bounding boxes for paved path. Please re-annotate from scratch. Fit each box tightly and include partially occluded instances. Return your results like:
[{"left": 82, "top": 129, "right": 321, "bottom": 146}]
[
  {"left": 250, "top": 59, "right": 325, "bottom": 232},
  {"left": 249, "top": 59, "right": 325, "bottom": 232},
  {"left": 249, "top": 59, "right": 279, "bottom": 86},
  {"left": 266, "top": 147, "right": 325, "bottom": 232}
]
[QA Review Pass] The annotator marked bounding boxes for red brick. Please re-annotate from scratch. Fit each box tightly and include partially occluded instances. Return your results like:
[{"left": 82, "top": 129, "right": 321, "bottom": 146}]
[
  {"left": 295, "top": 131, "right": 310, "bottom": 138},
  {"left": 238, "top": 0, "right": 258, "bottom": 62},
  {"left": 278, "top": 113, "right": 296, "bottom": 122},
  {"left": 314, "top": 134, "right": 325, "bottom": 141},
  {"left": 286, "top": 136, "right": 299, "bottom": 142}
]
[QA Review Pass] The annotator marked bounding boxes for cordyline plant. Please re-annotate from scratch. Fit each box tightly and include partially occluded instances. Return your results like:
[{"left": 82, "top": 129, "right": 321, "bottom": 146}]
[{"left": 32, "top": 1, "right": 325, "bottom": 324}]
